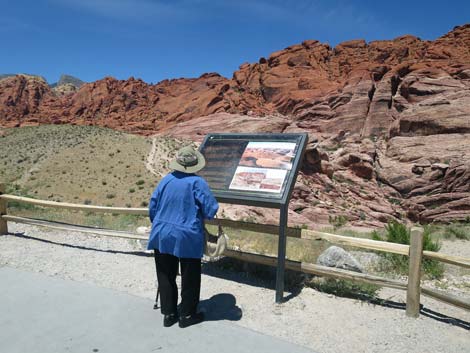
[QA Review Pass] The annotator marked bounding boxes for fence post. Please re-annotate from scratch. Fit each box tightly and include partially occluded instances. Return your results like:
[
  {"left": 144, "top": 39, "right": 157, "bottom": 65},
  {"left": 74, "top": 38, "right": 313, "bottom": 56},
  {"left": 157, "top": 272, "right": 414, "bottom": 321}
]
[
  {"left": 406, "top": 227, "right": 424, "bottom": 317},
  {"left": 0, "top": 183, "right": 7, "bottom": 235}
]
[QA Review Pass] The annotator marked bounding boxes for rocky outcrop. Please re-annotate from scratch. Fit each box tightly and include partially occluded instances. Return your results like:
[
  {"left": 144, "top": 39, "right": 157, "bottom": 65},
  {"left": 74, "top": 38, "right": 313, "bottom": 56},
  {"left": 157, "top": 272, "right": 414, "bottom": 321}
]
[
  {"left": 155, "top": 112, "right": 290, "bottom": 142},
  {"left": 53, "top": 74, "right": 84, "bottom": 88},
  {"left": 1, "top": 25, "right": 470, "bottom": 225},
  {"left": 51, "top": 74, "right": 85, "bottom": 96},
  {"left": 317, "top": 246, "right": 363, "bottom": 273},
  {"left": 0, "top": 75, "right": 54, "bottom": 126}
]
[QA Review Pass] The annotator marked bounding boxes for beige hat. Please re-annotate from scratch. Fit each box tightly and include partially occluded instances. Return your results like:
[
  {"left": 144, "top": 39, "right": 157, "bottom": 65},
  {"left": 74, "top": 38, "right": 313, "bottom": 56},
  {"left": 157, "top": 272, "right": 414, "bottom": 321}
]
[{"left": 169, "top": 146, "right": 206, "bottom": 174}]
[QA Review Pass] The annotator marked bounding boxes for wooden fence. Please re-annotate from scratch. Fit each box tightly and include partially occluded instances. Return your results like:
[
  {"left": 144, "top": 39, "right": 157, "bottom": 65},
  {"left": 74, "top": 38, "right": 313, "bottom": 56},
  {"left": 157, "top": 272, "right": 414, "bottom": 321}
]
[{"left": 1, "top": 185, "right": 469, "bottom": 318}]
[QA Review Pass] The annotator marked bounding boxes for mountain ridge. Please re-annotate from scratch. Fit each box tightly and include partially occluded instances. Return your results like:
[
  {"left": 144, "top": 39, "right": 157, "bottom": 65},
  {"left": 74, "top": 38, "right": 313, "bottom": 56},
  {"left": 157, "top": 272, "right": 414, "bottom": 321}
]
[{"left": 1, "top": 24, "right": 469, "bottom": 226}]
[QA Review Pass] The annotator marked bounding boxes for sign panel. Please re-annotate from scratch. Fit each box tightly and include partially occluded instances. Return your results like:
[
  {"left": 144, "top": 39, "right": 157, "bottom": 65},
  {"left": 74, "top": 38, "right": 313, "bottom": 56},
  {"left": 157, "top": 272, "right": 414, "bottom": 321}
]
[{"left": 198, "top": 133, "right": 308, "bottom": 208}]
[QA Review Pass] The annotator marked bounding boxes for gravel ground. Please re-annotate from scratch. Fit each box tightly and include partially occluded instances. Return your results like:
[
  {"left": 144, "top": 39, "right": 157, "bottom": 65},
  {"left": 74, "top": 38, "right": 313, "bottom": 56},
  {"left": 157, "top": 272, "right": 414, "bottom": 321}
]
[{"left": 1, "top": 223, "right": 469, "bottom": 353}]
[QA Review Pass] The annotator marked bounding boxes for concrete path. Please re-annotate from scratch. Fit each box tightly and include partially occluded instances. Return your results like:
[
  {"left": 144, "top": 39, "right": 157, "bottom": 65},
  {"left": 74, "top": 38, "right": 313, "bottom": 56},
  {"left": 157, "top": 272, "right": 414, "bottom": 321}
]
[{"left": 0, "top": 267, "right": 316, "bottom": 353}]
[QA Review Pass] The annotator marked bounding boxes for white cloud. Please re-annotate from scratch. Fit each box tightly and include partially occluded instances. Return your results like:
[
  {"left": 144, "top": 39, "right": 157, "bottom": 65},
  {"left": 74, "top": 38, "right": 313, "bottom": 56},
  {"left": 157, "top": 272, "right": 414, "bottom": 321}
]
[
  {"left": 51, "top": 0, "right": 191, "bottom": 22},
  {"left": 49, "top": 0, "right": 382, "bottom": 35}
]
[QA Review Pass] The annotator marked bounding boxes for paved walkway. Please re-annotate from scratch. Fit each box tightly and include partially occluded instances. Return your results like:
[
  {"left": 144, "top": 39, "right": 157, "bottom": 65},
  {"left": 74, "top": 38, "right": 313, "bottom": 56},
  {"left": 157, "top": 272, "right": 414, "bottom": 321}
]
[{"left": 0, "top": 267, "right": 316, "bottom": 353}]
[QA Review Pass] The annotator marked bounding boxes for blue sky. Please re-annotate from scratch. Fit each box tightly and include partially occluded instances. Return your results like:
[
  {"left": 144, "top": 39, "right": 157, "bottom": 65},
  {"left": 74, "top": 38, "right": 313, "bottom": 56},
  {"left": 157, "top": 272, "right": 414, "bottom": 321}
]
[{"left": 1, "top": 0, "right": 468, "bottom": 84}]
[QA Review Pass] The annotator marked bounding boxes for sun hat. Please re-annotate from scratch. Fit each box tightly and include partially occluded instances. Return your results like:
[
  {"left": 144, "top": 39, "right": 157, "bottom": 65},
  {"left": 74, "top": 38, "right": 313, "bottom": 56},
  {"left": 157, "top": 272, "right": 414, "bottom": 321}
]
[{"left": 169, "top": 146, "right": 206, "bottom": 174}]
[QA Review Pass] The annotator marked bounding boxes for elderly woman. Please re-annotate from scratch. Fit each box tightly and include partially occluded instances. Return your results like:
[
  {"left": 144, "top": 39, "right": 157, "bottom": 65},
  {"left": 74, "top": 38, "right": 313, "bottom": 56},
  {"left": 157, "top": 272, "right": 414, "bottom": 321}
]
[{"left": 147, "top": 146, "right": 219, "bottom": 328}]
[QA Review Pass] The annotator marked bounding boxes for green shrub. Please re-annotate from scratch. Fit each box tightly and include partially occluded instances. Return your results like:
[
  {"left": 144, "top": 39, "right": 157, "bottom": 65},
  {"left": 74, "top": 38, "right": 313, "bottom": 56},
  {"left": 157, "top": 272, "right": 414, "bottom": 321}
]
[
  {"left": 373, "top": 221, "right": 444, "bottom": 279},
  {"left": 307, "top": 277, "right": 380, "bottom": 300},
  {"left": 8, "top": 200, "right": 37, "bottom": 211},
  {"left": 443, "top": 225, "right": 469, "bottom": 240},
  {"left": 328, "top": 215, "right": 348, "bottom": 229}
]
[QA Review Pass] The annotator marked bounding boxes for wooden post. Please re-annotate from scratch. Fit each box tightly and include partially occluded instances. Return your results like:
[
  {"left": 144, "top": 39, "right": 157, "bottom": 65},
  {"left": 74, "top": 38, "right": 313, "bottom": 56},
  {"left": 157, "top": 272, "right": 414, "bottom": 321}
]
[
  {"left": 406, "top": 228, "right": 424, "bottom": 317},
  {"left": 0, "top": 184, "right": 7, "bottom": 235}
]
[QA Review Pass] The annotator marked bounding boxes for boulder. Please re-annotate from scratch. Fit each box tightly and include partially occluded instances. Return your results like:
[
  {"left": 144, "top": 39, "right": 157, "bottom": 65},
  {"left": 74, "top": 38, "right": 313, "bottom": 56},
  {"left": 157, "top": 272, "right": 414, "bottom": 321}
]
[{"left": 317, "top": 246, "right": 363, "bottom": 273}]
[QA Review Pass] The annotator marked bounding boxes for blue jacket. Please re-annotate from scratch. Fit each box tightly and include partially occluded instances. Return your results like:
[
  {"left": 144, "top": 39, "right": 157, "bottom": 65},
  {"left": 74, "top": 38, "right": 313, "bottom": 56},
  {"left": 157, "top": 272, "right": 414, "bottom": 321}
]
[{"left": 147, "top": 171, "right": 219, "bottom": 258}]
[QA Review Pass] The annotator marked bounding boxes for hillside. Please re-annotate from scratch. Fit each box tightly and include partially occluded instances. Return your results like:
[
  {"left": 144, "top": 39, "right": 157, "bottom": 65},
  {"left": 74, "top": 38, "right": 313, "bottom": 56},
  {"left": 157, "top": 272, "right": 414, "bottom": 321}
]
[
  {"left": 0, "top": 125, "right": 190, "bottom": 213},
  {"left": 1, "top": 25, "right": 470, "bottom": 226}
]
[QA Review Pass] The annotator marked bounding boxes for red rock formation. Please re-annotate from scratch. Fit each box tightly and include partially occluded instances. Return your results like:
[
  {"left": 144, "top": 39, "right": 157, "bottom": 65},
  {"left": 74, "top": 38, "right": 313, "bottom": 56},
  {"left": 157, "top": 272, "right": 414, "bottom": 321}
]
[
  {"left": 1, "top": 24, "right": 470, "bottom": 225},
  {"left": 0, "top": 75, "right": 54, "bottom": 126}
]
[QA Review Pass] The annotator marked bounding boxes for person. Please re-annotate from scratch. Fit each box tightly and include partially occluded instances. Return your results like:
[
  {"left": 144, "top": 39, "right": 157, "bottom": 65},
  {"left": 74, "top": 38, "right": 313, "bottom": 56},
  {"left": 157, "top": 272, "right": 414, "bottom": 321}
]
[{"left": 147, "top": 146, "right": 219, "bottom": 328}]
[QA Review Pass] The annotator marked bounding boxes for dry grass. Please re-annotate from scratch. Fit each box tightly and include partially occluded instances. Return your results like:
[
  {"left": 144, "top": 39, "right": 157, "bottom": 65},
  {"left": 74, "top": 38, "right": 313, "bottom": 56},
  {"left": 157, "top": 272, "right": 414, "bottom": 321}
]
[
  {"left": 0, "top": 125, "right": 189, "bottom": 226},
  {"left": 206, "top": 224, "right": 330, "bottom": 263}
]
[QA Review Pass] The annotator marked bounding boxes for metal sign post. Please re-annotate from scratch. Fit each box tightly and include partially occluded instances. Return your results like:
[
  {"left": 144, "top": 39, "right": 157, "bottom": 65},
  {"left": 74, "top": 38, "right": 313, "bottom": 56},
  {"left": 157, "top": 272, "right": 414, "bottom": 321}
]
[
  {"left": 275, "top": 204, "right": 289, "bottom": 303},
  {"left": 198, "top": 133, "right": 308, "bottom": 303}
]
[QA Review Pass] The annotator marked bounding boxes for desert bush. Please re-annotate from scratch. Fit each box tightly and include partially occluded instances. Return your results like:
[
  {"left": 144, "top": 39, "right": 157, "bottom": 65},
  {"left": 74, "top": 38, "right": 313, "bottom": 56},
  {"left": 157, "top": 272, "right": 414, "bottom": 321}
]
[
  {"left": 328, "top": 215, "right": 348, "bottom": 230},
  {"left": 372, "top": 221, "right": 444, "bottom": 279},
  {"left": 307, "top": 277, "right": 380, "bottom": 300},
  {"left": 443, "top": 224, "right": 470, "bottom": 240},
  {"left": 8, "top": 200, "right": 36, "bottom": 211}
]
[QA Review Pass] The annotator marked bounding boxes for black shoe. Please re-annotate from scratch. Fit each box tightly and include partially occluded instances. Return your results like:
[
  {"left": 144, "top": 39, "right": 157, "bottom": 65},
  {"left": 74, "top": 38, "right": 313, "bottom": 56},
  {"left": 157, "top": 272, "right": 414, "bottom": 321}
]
[
  {"left": 178, "top": 312, "right": 204, "bottom": 328},
  {"left": 163, "top": 313, "right": 178, "bottom": 327}
]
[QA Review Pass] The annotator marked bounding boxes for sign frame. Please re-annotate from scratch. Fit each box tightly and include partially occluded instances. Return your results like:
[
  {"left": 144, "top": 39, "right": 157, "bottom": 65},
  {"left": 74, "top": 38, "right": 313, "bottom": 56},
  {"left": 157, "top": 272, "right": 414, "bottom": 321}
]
[
  {"left": 198, "top": 132, "right": 308, "bottom": 303},
  {"left": 198, "top": 133, "right": 308, "bottom": 209}
]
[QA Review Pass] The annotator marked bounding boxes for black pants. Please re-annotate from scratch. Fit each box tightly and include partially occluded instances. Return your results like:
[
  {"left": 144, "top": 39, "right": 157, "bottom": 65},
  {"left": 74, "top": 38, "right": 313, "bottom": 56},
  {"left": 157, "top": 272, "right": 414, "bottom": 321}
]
[{"left": 154, "top": 250, "right": 201, "bottom": 317}]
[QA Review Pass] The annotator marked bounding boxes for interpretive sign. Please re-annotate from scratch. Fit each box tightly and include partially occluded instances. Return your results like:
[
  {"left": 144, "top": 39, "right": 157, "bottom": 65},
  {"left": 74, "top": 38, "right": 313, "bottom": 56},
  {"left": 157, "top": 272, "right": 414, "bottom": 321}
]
[
  {"left": 198, "top": 133, "right": 308, "bottom": 208},
  {"left": 198, "top": 132, "right": 308, "bottom": 303}
]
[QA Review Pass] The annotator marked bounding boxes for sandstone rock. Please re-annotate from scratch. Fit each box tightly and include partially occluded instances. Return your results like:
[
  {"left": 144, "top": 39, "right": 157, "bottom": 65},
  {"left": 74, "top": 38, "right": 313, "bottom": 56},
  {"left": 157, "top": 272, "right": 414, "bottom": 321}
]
[
  {"left": 431, "top": 163, "right": 450, "bottom": 171},
  {"left": 320, "top": 161, "right": 335, "bottom": 178},
  {"left": 349, "top": 161, "right": 374, "bottom": 180},
  {"left": 411, "top": 165, "right": 424, "bottom": 175},
  {"left": 2, "top": 25, "right": 470, "bottom": 224},
  {"left": 442, "top": 163, "right": 470, "bottom": 193},
  {"left": 403, "top": 192, "right": 470, "bottom": 222},
  {"left": 155, "top": 112, "right": 289, "bottom": 142},
  {"left": 415, "top": 160, "right": 431, "bottom": 168},
  {"left": 298, "top": 207, "right": 331, "bottom": 225}
]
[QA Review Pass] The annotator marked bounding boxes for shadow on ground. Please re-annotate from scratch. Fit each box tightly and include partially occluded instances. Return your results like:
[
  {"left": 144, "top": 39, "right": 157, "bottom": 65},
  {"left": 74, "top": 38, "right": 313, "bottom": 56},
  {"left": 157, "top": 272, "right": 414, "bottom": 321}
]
[
  {"left": 7, "top": 231, "right": 469, "bottom": 331},
  {"left": 9, "top": 231, "right": 153, "bottom": 257},
  {"left": 368, "top": 298, "right": 470, "bottom": 331},
  {"left": 9, "top": 231, "right": 304, "bottom": 302},
  {"left": 199, "top": 293, "right": 243, "bottom": 322},
  {"left": 202, "top": 257, "right": 304, "bottom": 302}
]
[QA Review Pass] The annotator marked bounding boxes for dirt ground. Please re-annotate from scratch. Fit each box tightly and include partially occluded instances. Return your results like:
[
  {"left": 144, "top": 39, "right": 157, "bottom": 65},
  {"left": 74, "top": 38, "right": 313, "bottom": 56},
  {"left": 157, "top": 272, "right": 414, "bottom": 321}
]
[{"left": 1, "top": 223, "right": 469, "bottom": 353}]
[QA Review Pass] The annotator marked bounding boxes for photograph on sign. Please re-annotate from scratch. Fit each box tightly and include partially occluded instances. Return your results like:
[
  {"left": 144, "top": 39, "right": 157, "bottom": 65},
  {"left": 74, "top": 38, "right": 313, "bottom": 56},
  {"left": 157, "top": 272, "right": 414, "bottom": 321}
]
[
  {"left": 238, "top": 142, "right": 296, "bottom": 170},
  {"left": 229, "top": 166, "right": 288, "bottom": 193}
]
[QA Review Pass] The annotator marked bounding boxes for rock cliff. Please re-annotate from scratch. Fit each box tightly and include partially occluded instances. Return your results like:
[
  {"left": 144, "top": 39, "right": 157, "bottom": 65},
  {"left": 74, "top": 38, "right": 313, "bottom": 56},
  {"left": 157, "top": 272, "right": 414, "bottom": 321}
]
[{"left": 1, "top": 25, "right": 469, "bottom": 226}]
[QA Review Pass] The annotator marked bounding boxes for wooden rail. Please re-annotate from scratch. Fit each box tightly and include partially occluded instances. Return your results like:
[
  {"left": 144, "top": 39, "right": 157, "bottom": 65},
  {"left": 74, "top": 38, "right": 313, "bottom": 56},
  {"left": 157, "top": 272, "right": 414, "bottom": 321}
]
[
  {"left": 225, "top": 249, "right": 470, "bottom": 311},
  {"left": 0, "top": 194, "right": 148, "bottom": 215},
  {"left": 211, "top": 218, "right": 470, "bottom": 269},
  {"left": 2, "top": 215, "right": 147, "bottom": 241},
  {"left": 1, "top": 188, "right": 469, "bottom": 315},
  {"left": 2, "top": 194, "right": 468, "bottom": 268}
]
